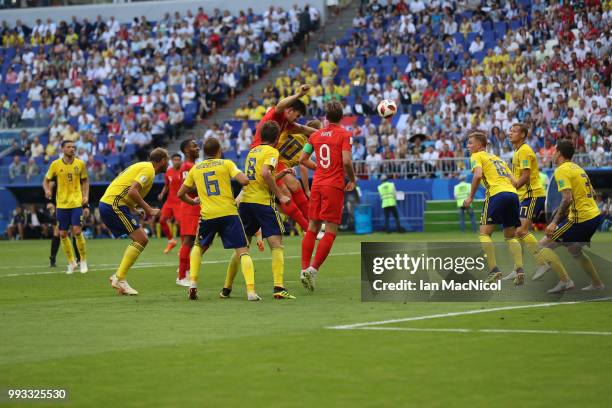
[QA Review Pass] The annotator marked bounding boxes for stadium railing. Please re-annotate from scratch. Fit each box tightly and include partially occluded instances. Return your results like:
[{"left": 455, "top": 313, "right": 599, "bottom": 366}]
[{"left": 353, "top": 155, "right": 612, "bottom": 179}]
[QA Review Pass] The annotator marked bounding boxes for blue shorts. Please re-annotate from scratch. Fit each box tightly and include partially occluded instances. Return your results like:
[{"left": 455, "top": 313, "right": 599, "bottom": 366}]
[
  {"left": 519, "top": 196, "right": 546, "bottom": 221},
  {"left": 197, "top": 215, "right": 248, "bottom": 249},
  {"left": 99, "top": 202, "right": 139, "bottom": 237},
  {"left": 239, "top": 202, "right": 284, "bottom": 239},
  {"left": 56, "top": 207, "right": 83, "bottom": 230},
  {"left": 552, "top": 214, "right": 602, "bottom": 244},
  {"left": 481, "top": 192, "right": 520, "bottom": 228}
]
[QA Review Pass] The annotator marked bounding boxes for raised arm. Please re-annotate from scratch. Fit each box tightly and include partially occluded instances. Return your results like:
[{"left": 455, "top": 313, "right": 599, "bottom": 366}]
[{"left": 275, "top": 84, "right": 310, "bottom": 113}]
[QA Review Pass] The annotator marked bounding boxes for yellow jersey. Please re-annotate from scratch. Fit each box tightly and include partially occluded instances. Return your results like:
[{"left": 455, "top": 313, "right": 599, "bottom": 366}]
[
  {"left": 183, "top": 159, "right": 241, "bottom": 220},
  {"left": 470, "top": 151, "right": 517, "bottom": 197},
  {"left": 45, "top": 157, "right": 87, "bottom": 209},
  {"left": 100, "top": 162, "right": 155, "bottom": 209},
  {"left": 318, "top": 60, "right": 337, "bottom": 77},
  {"left": 242, "top": 144, "right": 278, "bottom": 206},
  {"left": 553, "top": 161, "right": 600, "bottom": 223},
  {"left": 512, "top": 143, "right": 545, "bottom": 201},
  {"left": 276, "top": 130, "right": 309, "bottom": 168}
]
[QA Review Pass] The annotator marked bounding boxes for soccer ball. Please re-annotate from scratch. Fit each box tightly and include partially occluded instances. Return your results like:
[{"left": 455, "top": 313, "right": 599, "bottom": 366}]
[{"left": 377, "top": 99, "right": 397, "bottom": 118}]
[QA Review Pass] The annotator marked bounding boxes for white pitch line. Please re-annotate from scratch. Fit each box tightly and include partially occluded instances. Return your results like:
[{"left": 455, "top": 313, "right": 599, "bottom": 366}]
[
  {"left": 327, "top": 297, "right": 612, "bottom": 330},
  {"left": 0, "top": 251, "right": 360, "bottom": 278},
  {"left": 354, "top": 327, "right": 612, "bottom": 336}
]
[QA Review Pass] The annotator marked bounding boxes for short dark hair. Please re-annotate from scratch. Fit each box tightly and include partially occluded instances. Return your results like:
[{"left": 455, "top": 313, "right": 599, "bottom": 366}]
[
  {"left": 260, "top": 121, "right": 280, "bottom": 144},
  {"left": 287, "top": 99, "right": 306, "bottom": 116},
  {"left": 325, "top": 101, "right": 343, "bottom": 123},
  {"left": 203, "top": 137, "right": 221, "bottom": 157},
  {"left": 61, "top": 140, "right": 74, "bottom": 148},
  {"left": 556, "top": 139, "right": 575, "bottom": 160},
  {"left": 171, "top": 153, "right": 181, "bottom": 159},
  {"left": 180, "top": 139, "right": 195, "bottom": 154},
  {"left": 149, "top": 148, "right": 169, "bottom": 163},
  {"left": 468, "top": 131, "right": 488, "bottom": 147}
]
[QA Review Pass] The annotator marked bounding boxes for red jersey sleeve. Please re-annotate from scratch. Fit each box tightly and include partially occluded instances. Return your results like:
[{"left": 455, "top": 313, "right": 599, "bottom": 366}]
[{"left": 341, "top": 129, "right": 352, "bottom": 152}]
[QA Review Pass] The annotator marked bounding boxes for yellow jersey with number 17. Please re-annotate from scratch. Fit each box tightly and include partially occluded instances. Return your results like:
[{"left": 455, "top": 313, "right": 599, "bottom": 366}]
[
  {"left": 45, "top": 157, "right": 87, "bottom": 209},
  {"left": 276, "top": 131, "right": 309, "bottom": 168},
  {"left": 100, "top": 162, "right": 155, "bottom": 209},
  {"left": 183, "top": 159, "right": 241, "bottom": 220},
  {"left": 553, "top": 161, "right": 600, "bottom": 223},
  {"left": 512, "top": 143, "right": 545, "bottom": 201},
  {"left": 470, "top": 151, "right": 517, "bottom": 197},
  {"left": 242, "top": 144, "right": 279, "bottom": 206}
]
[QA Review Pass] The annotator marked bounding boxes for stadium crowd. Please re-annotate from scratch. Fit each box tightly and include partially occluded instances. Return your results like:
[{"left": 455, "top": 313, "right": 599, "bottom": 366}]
[
  {"left": 221, "top": 0, "right": 611, "bottom": 179},
  {"left": 0, "top": 4, "right": 321, "bottom": 179}
]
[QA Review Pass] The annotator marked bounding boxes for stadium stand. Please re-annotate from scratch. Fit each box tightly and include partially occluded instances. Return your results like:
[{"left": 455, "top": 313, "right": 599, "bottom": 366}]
[{"left": 0, "top": 4, "right": 320, "bottom": 181}]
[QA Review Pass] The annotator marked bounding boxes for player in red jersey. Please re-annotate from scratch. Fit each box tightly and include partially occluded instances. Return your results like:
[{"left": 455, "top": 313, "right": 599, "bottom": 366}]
[
  {"left": 158, "top": 153, "right": 182, "bottom": 254},
  {"left": 176, "top": 138, "right": 201, "bottom": 287},
  {"left": 299, "top": 101, "right": 356, "bottom": 291},
  {"left": 251, "top": 84, "right": 317, "bottom": 229}
]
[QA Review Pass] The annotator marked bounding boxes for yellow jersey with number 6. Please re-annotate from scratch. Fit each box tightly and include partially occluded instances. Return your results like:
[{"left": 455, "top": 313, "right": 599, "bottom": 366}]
[
  {"left": 242, "top": 144, "right": 279, "bottom": 206},
  {"left": 45, "top": 158, "right": 87, "bottom": 209},
  {"left": 470, "top": 151, "right": 517, "bottom": 197},
  {"left": 276, "top": 131, "right": 308, "bottom": 168},
  {"left": 512, "top": 143, "right": 545, "bottom": 201},
  {"left": 183, "top": 159, "right": 241, "bottom": 219},
  {"left": 553, "top": 161, "right": 600, "bottom": 223}
]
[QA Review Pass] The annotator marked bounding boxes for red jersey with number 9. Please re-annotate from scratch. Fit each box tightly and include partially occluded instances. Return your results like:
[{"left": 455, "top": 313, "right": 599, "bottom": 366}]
[{"left": 309, "top": 123, "right": 352, "bottom": 190}]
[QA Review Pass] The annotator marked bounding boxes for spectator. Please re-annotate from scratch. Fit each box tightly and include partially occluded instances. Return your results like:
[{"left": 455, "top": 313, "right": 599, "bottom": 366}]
[
  {"left": 168, "top": 104, "right": 184, "bottom": 140},
  {"left": 8, "top": 155, "right": 26, "bottom": 181},
  {"left": 352, "top": 139, "right": 366, "bottom": 160},
  {"left": 7, "top": 206, "right": 25, "bottom": 240},
  {"left": 24, "top": 204, "right": 45, "bottom": 239},
  {"left": 25, "top": 158, "right": 40, "bottom": 182},
  {"left": 365, "top": 146, "right": 382, "bottom": 178}
]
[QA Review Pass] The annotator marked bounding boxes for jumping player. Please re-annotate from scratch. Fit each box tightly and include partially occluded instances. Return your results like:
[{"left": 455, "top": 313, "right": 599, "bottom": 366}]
[
  {"left": 299, "top": 102, "right": 356, "bottom": 291},
  {"left": 177, "top": 137, "right": 259, "bottom": 301},
  {"left": 158, "top": 153, "right": 182, "bottom": 254},
  {"left": 251, "top": 84, "right": 317, "bottom": 230},
  {"left": 274, "top": 119, "right": 322, "bottom": 230},
  {"left": 177, "top": 138, "right": 201, "bottom": 287}
]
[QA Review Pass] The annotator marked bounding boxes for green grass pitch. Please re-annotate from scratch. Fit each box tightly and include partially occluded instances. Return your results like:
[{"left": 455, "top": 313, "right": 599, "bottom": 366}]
[{"left": 1, "top": 232, "right": 612, "bottom": 407}]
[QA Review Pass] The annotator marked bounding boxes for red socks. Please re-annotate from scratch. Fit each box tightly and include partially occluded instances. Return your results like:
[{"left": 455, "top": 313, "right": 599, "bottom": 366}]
[
  {"left": 292, "top": 189, "right": 310, "bottom": 220},
  {"left": 301, "top": 230, "right": 317, "bottom": 270},
  {"left": 178, "top": 238, "right": 192, "bottom": 279},
  {"left": 312, "top": 232, "right": 336, "bottom": 270},
  {"left": 160, "top": 218, "right": 172, "bottom": 240},
  {"left": 280, "top": 200, "right": 308, "bottom": 230}
]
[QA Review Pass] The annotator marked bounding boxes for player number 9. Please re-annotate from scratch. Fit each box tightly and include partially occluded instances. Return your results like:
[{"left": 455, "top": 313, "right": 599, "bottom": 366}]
[{"left": 319, "top": 144, "right": 330, "bottom": 169}]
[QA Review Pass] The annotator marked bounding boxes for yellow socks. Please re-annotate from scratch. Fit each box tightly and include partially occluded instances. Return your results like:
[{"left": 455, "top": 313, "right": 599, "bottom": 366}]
[
  {"left": 540, "top": 248, "right": 570, "bottom": 281},
  {"left": 505, "top": 237, "right": 523, "bottom": 269},
  {"left": 189, "top": 245, "right": 203, "bottom": 285},
  {"left": 224, "top": 253, "right": 240, "bottom": 289},
  {"left": 75, "top": 233, "right": 87, "bottom": 261},
  {"left": 116, "top": 242, "right": 144, "bottom": 280},
  {"left": 60, "top": 236, "right": 75, "bottom": 264},
  {"left": 519, "top": 233, "right": 546, "bottom": 265},
  {"left": 575, "top": 252, "right": 602, "bottom": 286},
  {"left": 271, "top": 247, "right": 284, "bottom": 288},
  {"left": 240, "top": 253, "right": 256, "bottom": 293},
  {"left": 479, "top": 234, "right": 497, "bottom": 272}
]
